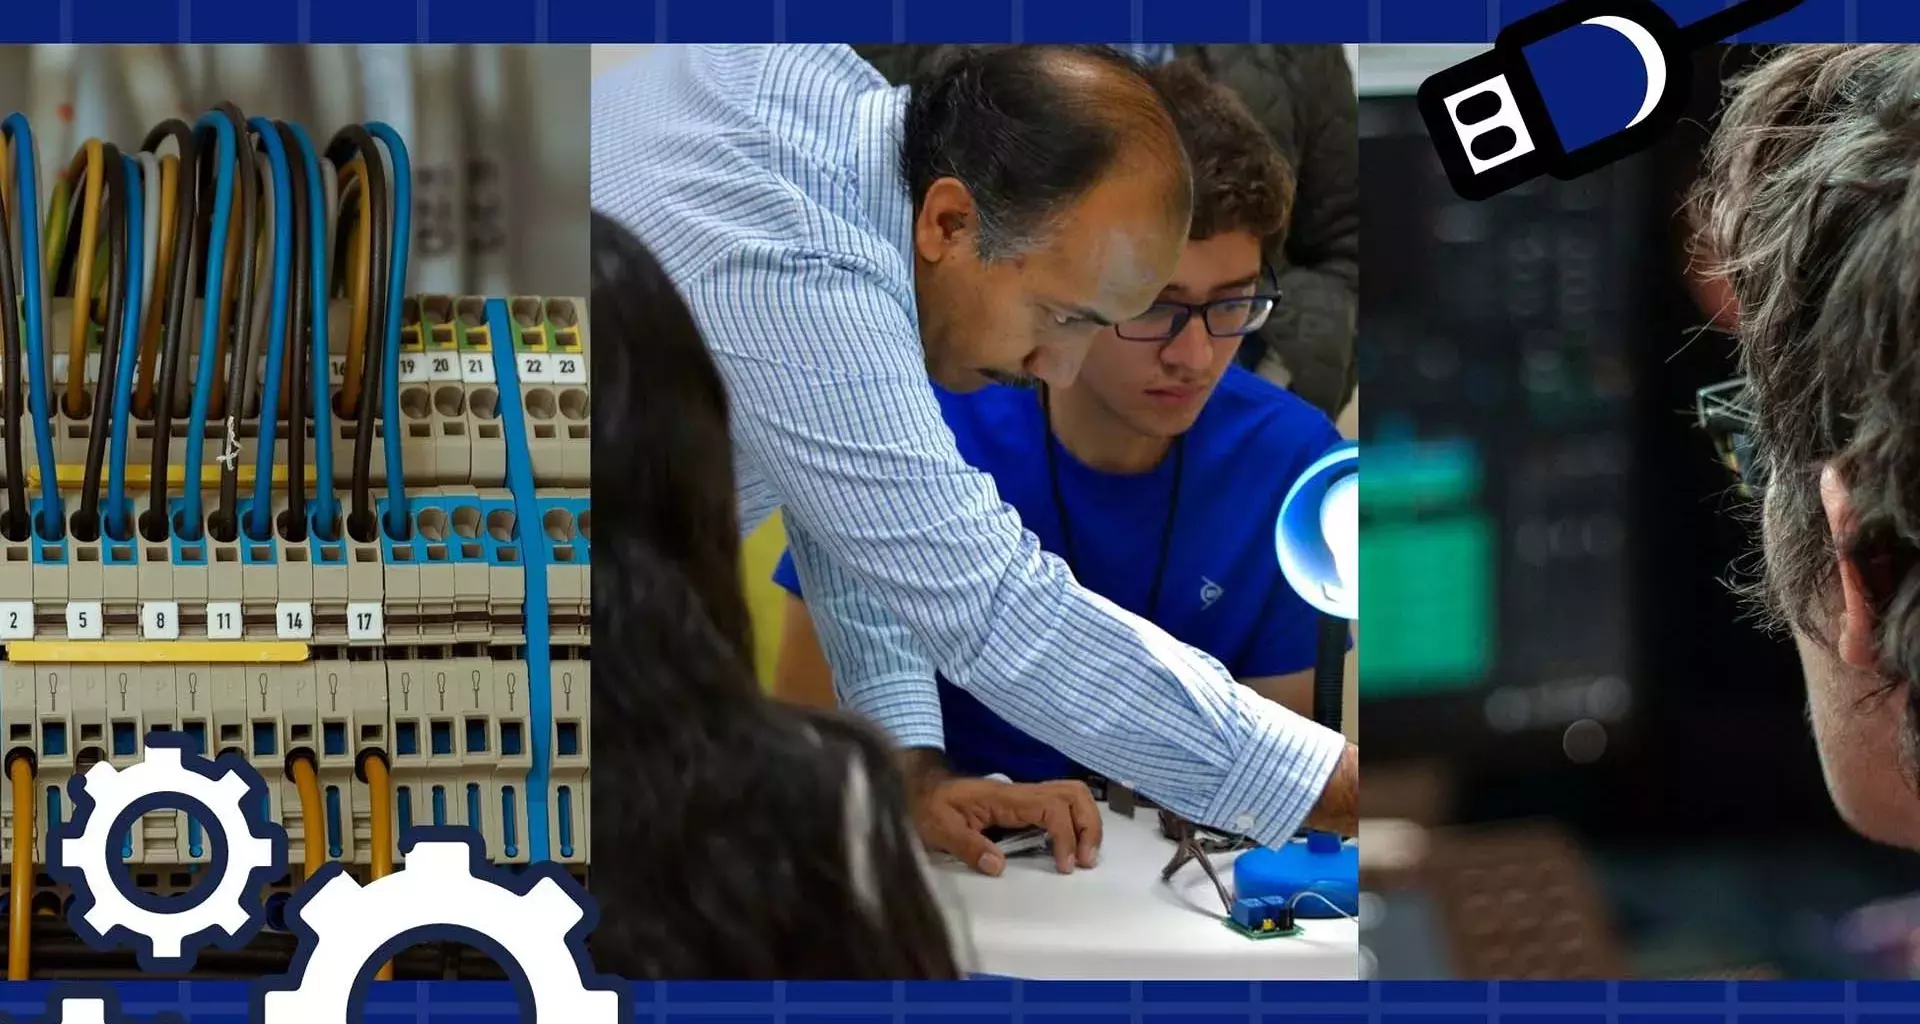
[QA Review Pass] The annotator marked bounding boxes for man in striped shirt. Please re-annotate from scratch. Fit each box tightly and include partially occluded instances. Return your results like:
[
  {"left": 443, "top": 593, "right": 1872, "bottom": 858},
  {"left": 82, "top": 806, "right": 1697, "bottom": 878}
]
[{"left": 592, "top": 45, "right": 1356, "bottom": 873}]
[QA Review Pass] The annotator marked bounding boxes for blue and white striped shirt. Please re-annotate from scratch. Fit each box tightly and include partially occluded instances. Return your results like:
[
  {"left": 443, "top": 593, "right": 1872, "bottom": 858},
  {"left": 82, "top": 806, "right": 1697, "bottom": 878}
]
[{"left": 590, "top": 45, "right": 1345, "bottom": 847}]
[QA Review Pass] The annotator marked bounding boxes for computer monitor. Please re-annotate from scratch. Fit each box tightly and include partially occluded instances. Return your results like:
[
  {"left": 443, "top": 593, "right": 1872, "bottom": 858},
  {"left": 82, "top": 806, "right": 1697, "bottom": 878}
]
[{"left": 1358, "top": 47, "right": 1647, "bottom": 779}]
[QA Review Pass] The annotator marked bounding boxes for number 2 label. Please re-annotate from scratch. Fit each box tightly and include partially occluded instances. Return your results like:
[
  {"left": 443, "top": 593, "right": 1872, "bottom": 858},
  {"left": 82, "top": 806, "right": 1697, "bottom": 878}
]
[{"left": 0, "top": 601, "right": 32, "bottom": 640}]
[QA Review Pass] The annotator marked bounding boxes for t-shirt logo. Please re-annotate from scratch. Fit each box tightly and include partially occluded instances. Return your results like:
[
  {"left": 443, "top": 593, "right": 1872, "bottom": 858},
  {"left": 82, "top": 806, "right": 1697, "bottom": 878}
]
[{"left": 1199, "top": 578, "right": 1224, "bottom": 610}]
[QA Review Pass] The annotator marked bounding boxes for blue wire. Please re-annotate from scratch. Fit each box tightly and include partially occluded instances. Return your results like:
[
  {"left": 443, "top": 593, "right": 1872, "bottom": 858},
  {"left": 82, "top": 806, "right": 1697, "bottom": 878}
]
[
  {"left": 178, "top": 111, "right": 238, "bottom": 541},
  {"left": 284, "top": 123, "right": 337, "bottom": 536},
  {"left": 364, "top": 123, "right": 411, "bottom": 539},
  {"left": 3, "top": 114, "right": 62, "bottom": 539},
  {"left": 106, "top": 154, "right": 145, "bottom": 541},
  {"left": 244, "top": 119, "right": 294, "bottom": 542}
]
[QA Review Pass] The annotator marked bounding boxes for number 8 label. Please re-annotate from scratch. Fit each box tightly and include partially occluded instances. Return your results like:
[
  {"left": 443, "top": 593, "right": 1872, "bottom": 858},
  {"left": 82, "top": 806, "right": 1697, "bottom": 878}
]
[{"left": 142, "top": 601, "right": 180, "bottom": 640}]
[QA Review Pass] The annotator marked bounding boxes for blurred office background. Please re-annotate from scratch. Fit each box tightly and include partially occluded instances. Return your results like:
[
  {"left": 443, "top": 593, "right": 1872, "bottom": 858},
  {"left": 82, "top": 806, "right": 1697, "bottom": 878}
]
[
  {"left": 1356, "top": 44, "right": 1920, "bottom": 980},
  {"left": 0, "top": 45, "right": 588, "bottom": 298}
]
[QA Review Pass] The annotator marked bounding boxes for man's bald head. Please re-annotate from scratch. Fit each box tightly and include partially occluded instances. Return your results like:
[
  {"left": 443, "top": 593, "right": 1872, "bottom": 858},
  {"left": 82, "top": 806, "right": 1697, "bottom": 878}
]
[{"left": 900, "top": 45, "right": 1192, "bottom": 261}]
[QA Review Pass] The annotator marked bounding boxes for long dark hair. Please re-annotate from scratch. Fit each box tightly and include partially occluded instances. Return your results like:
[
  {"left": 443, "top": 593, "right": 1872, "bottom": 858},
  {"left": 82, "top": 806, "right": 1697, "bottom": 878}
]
[{"left": 586, "top": 212, "right": 962, "bottom": 979}]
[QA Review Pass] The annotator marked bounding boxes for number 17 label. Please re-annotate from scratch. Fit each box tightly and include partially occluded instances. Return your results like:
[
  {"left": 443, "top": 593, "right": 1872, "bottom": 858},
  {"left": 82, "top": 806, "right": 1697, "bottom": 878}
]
[{"left": 347, "top": 602, "right": 384, "bottom": 641}]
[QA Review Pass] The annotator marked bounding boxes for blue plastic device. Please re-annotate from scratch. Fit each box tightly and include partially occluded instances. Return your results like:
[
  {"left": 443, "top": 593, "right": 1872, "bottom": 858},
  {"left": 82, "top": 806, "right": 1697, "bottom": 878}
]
[{"left": 1232, "top": 829, "right": 1358, "bottom": 919}]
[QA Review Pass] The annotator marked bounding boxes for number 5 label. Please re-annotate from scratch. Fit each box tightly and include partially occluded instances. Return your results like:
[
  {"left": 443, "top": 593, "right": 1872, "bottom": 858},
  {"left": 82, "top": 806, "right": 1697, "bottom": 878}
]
[
  {"left": 0, "top": 601, "right": 32, "bottom": 640},
  {"left": 66, "top": 601, "right": 103, "bottom": 640}
]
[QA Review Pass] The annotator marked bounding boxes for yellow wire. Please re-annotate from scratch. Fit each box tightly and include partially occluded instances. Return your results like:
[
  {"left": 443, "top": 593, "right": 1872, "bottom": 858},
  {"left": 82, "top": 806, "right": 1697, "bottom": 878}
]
[
  {"left": 337, "top": 160, "right": 372, "bottom": 419},
  {"left": 42, "top": 178, "right": 68, "bottom": 277},
  {"left": 134, "top": 155, "right": 179, "bottom": 417},
  {"left": 0, "top": 136, "right": 12, "bottom": 225},
  {"left": 290, "top": 756, "right": 327, "bottom": 880},
  {"left": 365, "top": 752, "right": 394, "bottom": 981},
  {"left": 63, "top": 140, "right": 104, "bottom": 416},
  {"left": 8, "top": 758, "right": 32, "bottom": 981}
]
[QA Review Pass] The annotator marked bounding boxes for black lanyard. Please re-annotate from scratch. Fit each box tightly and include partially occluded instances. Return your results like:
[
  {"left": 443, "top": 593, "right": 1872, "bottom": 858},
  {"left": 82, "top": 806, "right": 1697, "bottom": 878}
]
[{"left": 1040, "top": 388, "right": 1186, "bottom": 622}]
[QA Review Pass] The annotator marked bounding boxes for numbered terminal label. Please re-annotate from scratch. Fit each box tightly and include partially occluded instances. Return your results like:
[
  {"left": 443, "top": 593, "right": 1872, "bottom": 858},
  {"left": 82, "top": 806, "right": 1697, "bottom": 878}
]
[
  {"left": 347, "top": 602, "right": 384, "bottom": 642},
  {"left": 276, "top": 602, "right": 314, "bottom": 640},
  {"left": 66, "top": 601, "right": 103, "bottom": 640},
  {"left": 206, "top": 601, "right": 244, "bottom": 640},
  {"left": 142, "top": 601, "right": 181, "bottom": 640},
  {"left": 0, "top": 601, "right": 33, "bottom": 640}
]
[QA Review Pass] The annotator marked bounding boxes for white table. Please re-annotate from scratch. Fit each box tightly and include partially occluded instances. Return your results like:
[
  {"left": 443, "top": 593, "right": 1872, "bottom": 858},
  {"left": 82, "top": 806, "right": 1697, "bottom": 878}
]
[{"left": 933, "top": 806, "right": 1359, "bottom": 979}]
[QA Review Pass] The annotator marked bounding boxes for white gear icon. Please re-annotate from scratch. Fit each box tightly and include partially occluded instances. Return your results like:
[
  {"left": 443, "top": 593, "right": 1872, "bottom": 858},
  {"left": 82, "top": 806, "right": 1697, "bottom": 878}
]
[
  {"left": 55, "top": 740, "right": 282, "bottom": 962},
  {"left": 262, "top": 833, "right": 621, "bottom": 1024}
]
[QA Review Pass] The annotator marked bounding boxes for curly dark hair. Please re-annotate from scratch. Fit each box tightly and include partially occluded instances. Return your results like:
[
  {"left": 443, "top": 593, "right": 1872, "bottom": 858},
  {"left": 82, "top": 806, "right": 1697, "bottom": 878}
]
[
  {"left": 1688, "top": 46, "right": 1920, "bottom": 715},
  {"left": 586, "top": 212, "right": 962, "bottom": 979},
  {"left": 1148, "top": 58, "right": 1295, "bottom": 247}
]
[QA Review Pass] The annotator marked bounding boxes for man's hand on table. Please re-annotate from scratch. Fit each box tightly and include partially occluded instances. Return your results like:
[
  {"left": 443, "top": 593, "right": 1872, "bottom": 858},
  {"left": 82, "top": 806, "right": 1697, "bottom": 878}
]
[{"left": 903, "top": 750, "right": 1102, "bottom": 877}]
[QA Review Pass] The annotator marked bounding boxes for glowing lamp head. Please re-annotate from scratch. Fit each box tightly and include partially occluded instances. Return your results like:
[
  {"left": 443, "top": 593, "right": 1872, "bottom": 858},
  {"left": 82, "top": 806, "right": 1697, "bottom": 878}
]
[{"left": 1275, "top": 441, "right": 1358, "bottom": 621}]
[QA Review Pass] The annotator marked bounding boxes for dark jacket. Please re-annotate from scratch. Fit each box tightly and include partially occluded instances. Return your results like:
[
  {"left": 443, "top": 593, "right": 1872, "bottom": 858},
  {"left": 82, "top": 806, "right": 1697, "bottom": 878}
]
[{"left": 854, "top": 45, "right": 1358, "bottom": 419}]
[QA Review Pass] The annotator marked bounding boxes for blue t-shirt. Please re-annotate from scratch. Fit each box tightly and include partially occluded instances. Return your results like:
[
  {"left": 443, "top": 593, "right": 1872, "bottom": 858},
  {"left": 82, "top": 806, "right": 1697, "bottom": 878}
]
[{"left": 773, "top": 366, "right": 1342, "bottom": 782}]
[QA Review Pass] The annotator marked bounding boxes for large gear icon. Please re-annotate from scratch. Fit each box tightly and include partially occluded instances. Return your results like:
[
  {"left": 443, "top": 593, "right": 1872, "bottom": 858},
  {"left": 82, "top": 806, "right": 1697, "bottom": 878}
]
[
  {"left": 47, "top": 732, "right": 287, "bottom": 968},
  {"left": 258, "top": 827, "right": 625, "bottom": 1024}
]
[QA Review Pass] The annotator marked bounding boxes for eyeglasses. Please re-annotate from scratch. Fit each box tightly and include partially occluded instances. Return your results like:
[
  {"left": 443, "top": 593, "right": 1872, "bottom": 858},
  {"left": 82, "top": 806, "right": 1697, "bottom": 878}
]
[
  {"left": 1114, "top": 290, "right": 1281, "bottom": 342},
  {"left": 1695, "top": 378, "right": 1763, "bottom": 496},
  {"left": 1157, "top": 809, "right": 1256, "bottom": 914}
]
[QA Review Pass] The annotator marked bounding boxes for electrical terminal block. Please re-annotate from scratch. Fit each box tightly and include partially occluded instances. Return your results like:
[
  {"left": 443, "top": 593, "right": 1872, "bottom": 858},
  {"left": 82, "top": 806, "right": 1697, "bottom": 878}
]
[{"left": 0, "top": 108, "right": 591, "bottom": 979}]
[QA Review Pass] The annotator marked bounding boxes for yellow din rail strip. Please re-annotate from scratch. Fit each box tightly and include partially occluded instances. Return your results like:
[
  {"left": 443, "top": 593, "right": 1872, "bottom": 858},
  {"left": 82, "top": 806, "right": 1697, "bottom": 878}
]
[
  {"left": 26, "top": 465, "right": 319, "bottom": 488},
  {"left": 5, "top": 641, "right": 310, "bottom": 664}
]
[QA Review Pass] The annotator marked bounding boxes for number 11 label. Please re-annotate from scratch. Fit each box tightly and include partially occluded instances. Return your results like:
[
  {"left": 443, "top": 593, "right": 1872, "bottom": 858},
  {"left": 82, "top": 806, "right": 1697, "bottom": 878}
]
[{"left": 206, "top": 602, "right": 243, "bottom": 639}]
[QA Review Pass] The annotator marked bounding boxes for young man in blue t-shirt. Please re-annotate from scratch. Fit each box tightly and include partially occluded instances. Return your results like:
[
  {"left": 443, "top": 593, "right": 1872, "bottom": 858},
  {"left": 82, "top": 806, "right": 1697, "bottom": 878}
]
[{"left": 773, "top": 59, "right": 1344, "bottom": 787}]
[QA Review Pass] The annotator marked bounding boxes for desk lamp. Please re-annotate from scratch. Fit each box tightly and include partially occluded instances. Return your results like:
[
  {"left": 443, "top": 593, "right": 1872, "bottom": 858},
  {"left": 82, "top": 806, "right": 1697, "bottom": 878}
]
[{"left": 1232, "top": 440, "right": 1360, "bottom": 922}]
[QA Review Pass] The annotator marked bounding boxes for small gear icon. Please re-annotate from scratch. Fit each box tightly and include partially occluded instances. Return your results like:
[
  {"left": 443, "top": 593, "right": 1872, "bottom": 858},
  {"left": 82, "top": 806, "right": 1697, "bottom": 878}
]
[
  {"left": 258, "top": 827, "right": 625, "bottom": 1024},
  {"left": 47, "top": 732, "right": 287, "bottom": 968}
]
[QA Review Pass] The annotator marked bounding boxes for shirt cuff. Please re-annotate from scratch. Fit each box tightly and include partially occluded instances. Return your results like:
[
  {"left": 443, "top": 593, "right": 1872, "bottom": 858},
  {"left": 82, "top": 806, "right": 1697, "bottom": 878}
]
[
  {"left": 1204, "top": 707, "right": 1348, "bottom": 847},
  {"left": 838, "top": 672, "right": 947, "bottom": 752}
]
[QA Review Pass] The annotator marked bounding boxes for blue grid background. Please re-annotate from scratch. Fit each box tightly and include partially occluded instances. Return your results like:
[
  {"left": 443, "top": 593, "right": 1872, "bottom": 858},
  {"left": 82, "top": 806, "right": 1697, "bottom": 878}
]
[
  {"left": 14, "top": 980, "right": 1920, "bottom": 1021},
  {"left": 0, "top": 0, "right": 1908, "bottom": 42},
  {"left": 1, "top": 0, "right": 1911, "bottom": 1016}
]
